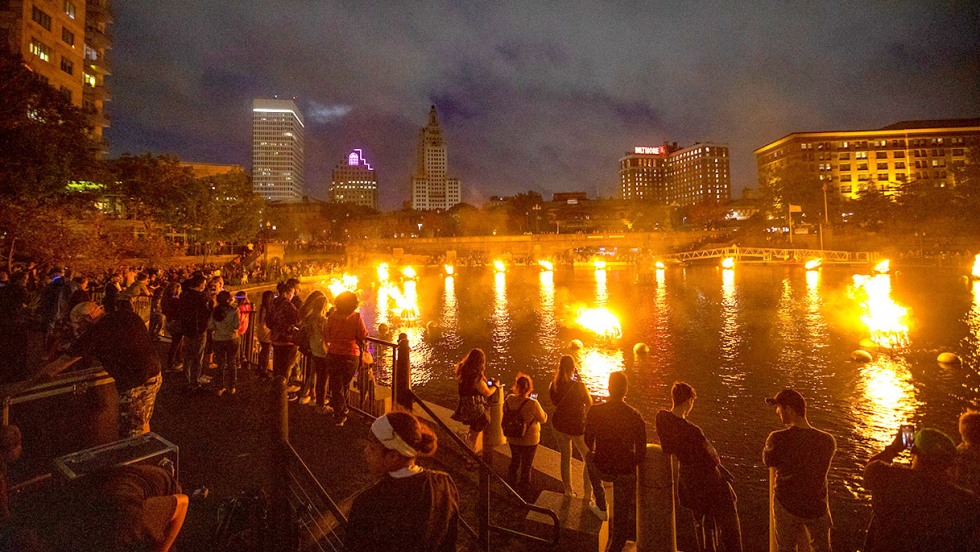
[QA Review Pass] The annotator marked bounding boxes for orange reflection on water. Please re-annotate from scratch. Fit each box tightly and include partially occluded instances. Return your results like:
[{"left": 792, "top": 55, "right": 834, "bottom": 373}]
[
  {"left": 595, "top": 268, "right": 608, "bottom": 305},
  {"left": 719, "top": 268, "right": 744, "bottom": 389},
  {"left": 538, "top": 270, "right": 559, "bottom": 350},
  {"left": 492, "top": 271, "right": 510, "bottom": 355},
  {"left": 857, "top": 356, "right": 918, "bottom": 448},
  {"left": 573, "top": 347, "right": 625, "bottom": 398}
]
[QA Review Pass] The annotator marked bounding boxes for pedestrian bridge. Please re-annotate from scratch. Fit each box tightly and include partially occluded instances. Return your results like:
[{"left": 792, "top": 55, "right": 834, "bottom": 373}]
[{"left": 661, "top": 245, "right": 878, "bottom": 265}]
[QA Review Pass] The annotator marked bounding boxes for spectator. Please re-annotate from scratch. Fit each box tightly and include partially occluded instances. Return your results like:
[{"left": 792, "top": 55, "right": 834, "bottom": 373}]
[
  {"left": 323, "top": 291, "right": 367, "bottom": 427},
  {"left": 268, "top": 280, "right": 301, "bottom": 383},
  {"left": 863, "top": 427, "right": 980, "bottom": 551},
  {"left": 656, "top": 382, "right": 742, "bottom": 551},
  {"left": 161, "top": 283, "right": 183, "bottom": 372},
  {"left": 954, "top": 409, "right": 980, "bottom": 495},
  {"left": 208, "top": 291, "right": 241, "bottom": 396},
  {"left": 345, "top": 412, "right": 459, "bottom": 552},
  {"left": 450, "top": 348, "right": 496, "bottom": 454},
  {"left": 103, "top": 273, "right": 123, "bottom": 313},
  {"left": 503, "top": 373, "right": 547, "bottom": 497},
  {"left": 254, "top": 290, "right": 275, "bottom": 378},
  {"left": 548, "top": 355, "right": 592, "bottom": 500},
  {"left": 178, "top": 274, "right": 212, "bottom": 393},
  {"left": 303, "top": 294, "right": 331, "bottom": 413},
  {"left": 584, "top": 371, "right": 647, "bottom": 552},
  {"left": 762, "top": 389, "right": 835, "bottom": 552}
]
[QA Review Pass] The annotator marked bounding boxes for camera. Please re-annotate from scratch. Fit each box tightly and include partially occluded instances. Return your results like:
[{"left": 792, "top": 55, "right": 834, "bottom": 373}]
[
  {"left": 530, "top": 392, "right": 538, "bottom": 400},
  {"left": 900, "top": 424, "right": 915, "bottom": 450}
]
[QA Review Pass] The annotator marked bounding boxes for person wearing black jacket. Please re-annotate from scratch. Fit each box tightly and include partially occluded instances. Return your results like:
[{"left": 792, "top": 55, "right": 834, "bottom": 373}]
[
  {"left": 177, "top": 274, "right": 212, "bottom": 392},
  {"left": 584, "top": 371, "right": 647, "bottom": 552}
]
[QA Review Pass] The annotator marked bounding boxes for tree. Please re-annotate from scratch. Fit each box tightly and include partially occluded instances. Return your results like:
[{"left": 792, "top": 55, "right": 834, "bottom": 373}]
[
  {"left": 189, "top": 169, "right": 263, "bottom": 246},
  {"left": 760, "top": 161, "right": 825, "bottom": 222}
]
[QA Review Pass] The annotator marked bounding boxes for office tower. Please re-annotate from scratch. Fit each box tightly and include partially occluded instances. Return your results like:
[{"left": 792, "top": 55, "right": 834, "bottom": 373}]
[
  {"left": 755, "top": 119, "right": 980, "bottom": 201},
  {"left": 410, "top": 105, "right": 461, "bottom": 211},
  {"left": 0, "top": 0, "right": 111, "bottom": 141},
  {"left": 330, "top": 149, "right": 378, "bottom": 209},
  {"left": 252, "top": 98, "right": 305, "bottom": 201},
  {"left": 619, "top": 142, "right": 731, "bottom": 206}
]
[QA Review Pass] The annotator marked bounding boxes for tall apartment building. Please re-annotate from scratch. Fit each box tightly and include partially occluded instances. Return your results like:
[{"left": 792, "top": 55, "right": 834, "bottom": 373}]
[
  {"left": 0, "top": 0, "right": 111, "bottom": 141},
  {"left": 252, "top": 98, "right": 305, "bottom": 202},
  {"left": 410, "top": 105, "right": 461, "bottom": 211},
  {"left": 330, "top": 148, "right": 378, "bottom": 209},
  {"left": 755, "top": 119, "right": 980, "bottom": 201},
  {"left": 619, "top": 142, "right": 731, "bottom": 206}
]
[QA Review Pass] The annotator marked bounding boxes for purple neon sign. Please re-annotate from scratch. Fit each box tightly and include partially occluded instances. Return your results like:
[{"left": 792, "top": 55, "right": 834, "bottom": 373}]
[{"left": 348, "top": 149, "right": 373, "bottom": 170}]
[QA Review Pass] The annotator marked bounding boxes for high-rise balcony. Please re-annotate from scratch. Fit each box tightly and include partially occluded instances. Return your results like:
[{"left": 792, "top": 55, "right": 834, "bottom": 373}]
[
  {"left": 83, "top": 84, "right": 110, "bottom": 102},
  {"left": 85, "top": 0, "right": 112, "bottom": 24},
  {"left": 85, "top": 53, "right": 111, "bottom": 75},
  {"left": 85, "top": 28, "right": 110, "bottom": 50}
]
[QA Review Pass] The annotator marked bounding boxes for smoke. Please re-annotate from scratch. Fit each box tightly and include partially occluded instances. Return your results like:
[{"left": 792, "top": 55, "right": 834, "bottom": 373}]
[{"left": 307, "top": 101, "right": 352, "bottom": 124}]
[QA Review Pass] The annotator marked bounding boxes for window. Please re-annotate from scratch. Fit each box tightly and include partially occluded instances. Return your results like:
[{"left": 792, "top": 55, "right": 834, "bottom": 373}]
[
  {"left": 877, "top": 162, "right": 888, "bottom": 170},
  {"left": 29, "top": 39, "right": 50, "bottom": 62},
  {"left": 60, "top": 57, "right": 73, "bottom": 74},
  {"left": 895, "top": 162, "right": 906, "bottom": 170},
  {"left": 878, "top": 173, "right": 889, "bottom": 181},
  {"left": 840, "top": 174, "right": 852, "bottom": 182},
  {"left": 858, "top": 163, "right": 868, "bottom": 171},
  {"left": 840, "top": 185, "right": 853, "bottom": 194},
  {"left": 894, "top": 150, "right": 905, "bottom": 158},
  {"left": 858, "top": 174, "right": 870, "bottom": 181},
  {"left": 876, "top": 151, "right": 888, "bottom": 159},
  {"left": 59, "top": 86, "right": 71, "bottom": 101},
  {"left": 64, "top": 0, "right": 76, "bottom": 19},
  {"left": 952, "top": 148, "right": 965, "bottom": 156},
  {"left": 839, "top": 164, "right": 851, "bottom": 172},
  {"left": 83, "top": 72, "right": 95, "bottom": 87},
  {"left": 32, "top": 6, "right": 52, "bottom": 30},
  {"left": 839, "top": 152, "right": 850, "bottom": 160},
  {"left": 61, "top": 27, "right": 74, "bottom": 45},
  {"left": 856, "top": 151, "right": 868, "bottom": 159}
]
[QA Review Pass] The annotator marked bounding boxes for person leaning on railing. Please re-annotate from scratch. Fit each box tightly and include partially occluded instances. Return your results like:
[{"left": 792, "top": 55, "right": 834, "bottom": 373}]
[{"left": 345, "top": 412, "right": 459, "bottom": 552}]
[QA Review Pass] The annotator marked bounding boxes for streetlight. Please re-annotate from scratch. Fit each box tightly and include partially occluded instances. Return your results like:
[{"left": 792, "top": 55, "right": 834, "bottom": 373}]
[{"left": 417, "top": 223, "right": 422, "bottom": 237}]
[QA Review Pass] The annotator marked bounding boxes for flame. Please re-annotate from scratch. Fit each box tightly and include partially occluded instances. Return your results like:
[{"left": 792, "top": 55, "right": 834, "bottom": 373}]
[
  {"left": 538, "top": 260, "right": 554, "bottom": 272},
  {"left": 327, "top": 273, "right": 359, "bottom": 297},
  {"left": 805, "top": 258, "right": 822, "bottom": 270},
  {"left": 850, "top": 273, "right": 909, "bottom": 349},
  {"left": 379, "top": 280, "right": 419, "bottom": 321},
  {"left": 655, "top": 261, "right": 666, "bottom": 270},
  {"left": 593, "top": 259, "right": 607, "bottom": 270},
  {"left": 401, "top": 266, "right": 417, "bottom": 279},
  {"left": 493, "top": 260, "right": 506, "bottom": 272},
  {"left": 873, "top": 259, "right": 890, "bottom": 274},
  {"left": 377, "top": 263, "right": 390, "bottom": 283},
  {"left": 721, "top": 257, "right": 735, "bottom": 269},
  {"left": 573, "top": 307, "right": 623, "bottom": 340},
  {"left": 972, "top": 254, "right": 980, "bottom": 279},
  {"left": 443, "top": 264, "right": 454, "bottom": 275}
]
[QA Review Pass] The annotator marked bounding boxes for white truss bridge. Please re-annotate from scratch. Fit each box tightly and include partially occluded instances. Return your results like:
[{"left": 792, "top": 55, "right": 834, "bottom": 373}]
[{"left": 661, "top": 245, "right": 878, "bottom": 265}]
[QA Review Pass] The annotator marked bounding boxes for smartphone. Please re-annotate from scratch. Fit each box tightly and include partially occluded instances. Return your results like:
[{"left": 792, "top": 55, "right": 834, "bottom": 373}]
[
  {"left": 487, "top": 379, "right": 494, "bottom": 387},
  {"left": 900, "top": 424, "right": 915, "bottom": 450},
  {"left": 530, "top": 392, "right": 538, "bottom": 400}
]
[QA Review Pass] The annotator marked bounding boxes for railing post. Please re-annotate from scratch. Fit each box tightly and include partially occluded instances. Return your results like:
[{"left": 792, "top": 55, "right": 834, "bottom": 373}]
[
  {"left": 394, "top": 333, "right": 412, "bottom": 411},
  {"left": 636, "top": 444, "right": 676, "bottom": 552},
  {"left": 484, "top": 384, "right": 505, "bottom": 447},
  {"left": 271, "top": 377, "right": 294, "bottom": 550},
  {"left": 478, "top": 462, "right": 491, "bottom": 551}
]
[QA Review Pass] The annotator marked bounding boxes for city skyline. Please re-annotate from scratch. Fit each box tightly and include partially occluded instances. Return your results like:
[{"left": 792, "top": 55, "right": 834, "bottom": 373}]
[{"left": 105, "top": 2, "right": 979, "bottom": 210}]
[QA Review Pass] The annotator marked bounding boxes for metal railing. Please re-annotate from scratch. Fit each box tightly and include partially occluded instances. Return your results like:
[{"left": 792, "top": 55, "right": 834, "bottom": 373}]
[{"left": 660, "top": 245, "right": 876, "bottom": 264}]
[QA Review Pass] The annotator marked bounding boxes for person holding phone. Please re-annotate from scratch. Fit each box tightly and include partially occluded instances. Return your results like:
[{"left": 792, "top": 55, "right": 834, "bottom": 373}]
[
  {"left": 450, "top": 349, "right": 495, "bottom": 454},
  {"left": 548, "top": 355, "right": 593, "bottom": 500},
  {"left": 863, "top": 427, "right": 980, "bottom": 551},
  {"left": 503, "top": 373, "right": 547, "bottom": 497}
]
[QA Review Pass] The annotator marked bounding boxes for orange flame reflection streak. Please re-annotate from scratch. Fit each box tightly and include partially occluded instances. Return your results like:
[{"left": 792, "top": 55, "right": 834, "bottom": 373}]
[
  {"left": 805, "top": 258, "right": 822, "bottom": 270},
  {"left": 538, "top": 260, "right": 554, "bottom": 272},
  {"left": 443, "top": 264, "right": 454, "bottom": 276},
  {"left": 593, "top": 259, "right": 607, "bottom": 270},
  {"left": 972, "top": 254, "right": 980, "bottom": 279},
  {"left": 573, "top": 307, "right": 623, "bottom": 340},
  {"left": 858, "top": 357, "right": 918, "bottom": 448},
  {"left": 493, "top": 260, "right": 506, "bottom": 273},
  {"left": 573, "top": 347, "right": 625, "bottom": 399},
  {"left": 850, "top": 273, "right": 909, "bottom": 349}
]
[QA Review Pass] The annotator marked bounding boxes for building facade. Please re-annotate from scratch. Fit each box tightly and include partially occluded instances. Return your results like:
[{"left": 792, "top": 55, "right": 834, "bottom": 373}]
[
  {"left": 754, "top": 119, "right": 980, "bottom": 201},
  {"left": 0, "top": 0, "right": 111, "bottom": 141},
  {"left": 252, "top": 98, "right": 305, "bottom": 202},
  {"left": 410, "top": 105, "right": 461, "bottom": 211},
  {"left": 619, "top": 142, "right": 731, "bottom": 206},
  {"left": 330, "top": 148, "right": 378, "bottom": 209}
]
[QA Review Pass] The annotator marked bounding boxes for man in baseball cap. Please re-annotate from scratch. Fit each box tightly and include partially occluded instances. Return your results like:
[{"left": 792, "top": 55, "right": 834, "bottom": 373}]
[
  {"left": 762, "top": 388, "right": 836, "bottom": 552},
  {"left": 863, "top": 427, "right": 980, "bottom": 550}
]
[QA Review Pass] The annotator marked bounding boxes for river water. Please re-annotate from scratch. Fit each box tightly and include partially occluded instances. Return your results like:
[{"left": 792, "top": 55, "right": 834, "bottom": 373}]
[{"left": 343, "top": 263, "right": 979, "bottom": 551}]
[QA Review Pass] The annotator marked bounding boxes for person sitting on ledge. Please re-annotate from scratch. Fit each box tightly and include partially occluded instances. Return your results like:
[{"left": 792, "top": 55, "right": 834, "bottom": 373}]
[{"left": 345, "top": 411, "right": 459, "bottom": 552}]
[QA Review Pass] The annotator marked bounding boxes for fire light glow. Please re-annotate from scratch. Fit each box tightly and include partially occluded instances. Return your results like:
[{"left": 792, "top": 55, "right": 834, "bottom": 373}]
[
  {"left": 972, "top": 254, "right": 980, "bottom": 279},
  {"left": 805, "top": 258, "right": 822, "bottom": 270},
  {"left": 655, "top": 261, "right": 666, "bottom": 270},
  {"left": 538, "top": 260, "right": 554, "bottom": 272},
  {"left": 379, "top": 280, "right": 419, "bottom": 321},
  {"left": 872, "top": 259, "right": 891, "bottom": 274},
  {"left": 326, "top": 273, "right": 359, "bottom": 298},
  {"left": 401, "top": 266, "right": 417, "bottom": 279},
  {"left": 593, "top": 259, "right": 607, "bottom": 270},
  {"left": 721, "top": 257, "right": 735, "bottom": 269},
  {"left": 377, "top": 263, "right": 390, "bottom": 283},
  {"left": 493, "top": 260, "right": 506, "bottom": 273},
  {"left": 443, "top": 264, "right": 454, "bottom": 276},
  {"left": 850, "top": 273, "right": 909, "bottom": 349},
  {"left": 573, "top": 307, "right": 623, "bottom": 340}
]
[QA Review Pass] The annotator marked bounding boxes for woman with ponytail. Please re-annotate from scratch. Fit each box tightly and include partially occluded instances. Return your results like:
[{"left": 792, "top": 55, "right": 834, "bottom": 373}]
[{"left": 346, "top": 411, "right": 459, "bottom": 552}]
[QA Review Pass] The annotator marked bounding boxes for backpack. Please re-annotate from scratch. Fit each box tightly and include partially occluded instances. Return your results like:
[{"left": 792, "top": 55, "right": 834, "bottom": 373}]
[{"left": 502, "top": 398, "right": 531, "bottom": 438}]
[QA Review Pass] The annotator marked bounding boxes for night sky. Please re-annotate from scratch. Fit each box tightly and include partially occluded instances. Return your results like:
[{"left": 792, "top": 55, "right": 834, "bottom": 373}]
[{"left": 106, "top": 2, "right": 980, "bottom": 210}]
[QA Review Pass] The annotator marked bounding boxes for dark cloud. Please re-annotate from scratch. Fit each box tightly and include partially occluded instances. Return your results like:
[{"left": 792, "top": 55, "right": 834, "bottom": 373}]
[{"left": 107, "top": 2, "right": 980, "bottom": 209}]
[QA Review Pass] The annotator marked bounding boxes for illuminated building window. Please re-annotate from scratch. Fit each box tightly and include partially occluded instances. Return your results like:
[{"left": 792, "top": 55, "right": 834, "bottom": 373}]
[
  {"left": 64, "top": 0, "right": 76, "bottom": 19},
  {"left": 29, "top": 39, "right": 51, "bottom": 62},
  {"left": 62, "top": 28, "right": 74, "bottom": 45},
  {"left": 32, "top": 6, "right": 52, "bottom": 30}
]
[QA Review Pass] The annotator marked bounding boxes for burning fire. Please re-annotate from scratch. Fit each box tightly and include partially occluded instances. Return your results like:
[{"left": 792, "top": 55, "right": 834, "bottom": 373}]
[
  {"left": 655, "top": 261, "right": 666, "bottom": 270},
  {"left": 721, "top": 257, "right": 735, "bottom": 269},
  {"left": 574, "top": 307, "right": 623, "bottom": 340},
  {"left": 493, "top": 260, "right": 506, "bottom": 273},
  {"left": 326, "top": 273, "right": 359, "bottom": 298},
  {"left": 593, "top": 259, "right": 607, "bottom": 270},
  {"left": 972, "top": 254, "right": 980, "bottom": 279},
  {"left": 805, "top": 258, "right": 822, "bottom": 270},
  {"left": 850, "top": 273, "right": 909, "bottom": 349},
  {"left": 872, "top": 259, "right": 891, "bottom": 274},
  {"left": 377, "top": 263, "right": 390, "bottom": 283},
  {"left": 401, "top": 266, "right": 417, "bottom": 279},
  {"left": 379, "top": 280, "right": 419, "bottom": 321},
  {"left": 443, "top": 264, "right": 454, "bottom": 276},
  {"left": 538, "top": 260, "right": 554, "bottom": 272}
]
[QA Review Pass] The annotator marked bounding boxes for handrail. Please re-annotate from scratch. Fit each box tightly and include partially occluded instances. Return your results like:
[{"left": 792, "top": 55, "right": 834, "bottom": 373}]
[
  {"left": 285, "top": 441, "right": 348, "bottom": 526},
  {"left": 407, "top": 390, "right": 561, "bottom": 549}
]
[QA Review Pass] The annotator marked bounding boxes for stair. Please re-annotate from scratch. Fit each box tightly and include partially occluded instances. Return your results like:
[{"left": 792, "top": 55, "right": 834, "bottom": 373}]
[{"left": 526, "top": 490, "right": 605, "bottom": 550}]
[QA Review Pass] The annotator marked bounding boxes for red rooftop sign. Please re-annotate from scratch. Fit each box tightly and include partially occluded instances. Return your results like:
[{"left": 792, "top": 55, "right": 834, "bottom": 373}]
[{"left": 634, "top": 146, "right": 666, "bottom": 155}]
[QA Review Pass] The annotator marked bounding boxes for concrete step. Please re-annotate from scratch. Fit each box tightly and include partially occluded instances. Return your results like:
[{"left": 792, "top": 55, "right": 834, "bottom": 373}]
[{"left": 526, "top": 490, "right": 605, "bottom": 550}]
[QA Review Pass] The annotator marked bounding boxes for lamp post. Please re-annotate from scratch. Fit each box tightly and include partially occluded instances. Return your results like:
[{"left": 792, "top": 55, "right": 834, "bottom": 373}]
[{"left": 532, "top": 204, "right": 541, "bottom": 234}]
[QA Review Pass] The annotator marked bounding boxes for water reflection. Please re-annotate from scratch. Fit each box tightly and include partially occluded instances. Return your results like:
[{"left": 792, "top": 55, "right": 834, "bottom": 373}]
[
  {"left": 538, "top": 270, "right": 559, "bottom": 352},
  {"left": 574, "top": 347, "right": 624, "bottom": 398},
  {"left": 492, "top": 271, "right": 511, "bottom": 359},
  {"left": 856, "top": 356, "right": 918, "bottom": 449},
  {"left": 719, "top": 268, "right": 744, "bottom": 390},
  {"left": 441, "top": 275, "right": 462, "bottom": 349},
  {"left": 595, "top": 268, "right": 608, "bottom": 305}
]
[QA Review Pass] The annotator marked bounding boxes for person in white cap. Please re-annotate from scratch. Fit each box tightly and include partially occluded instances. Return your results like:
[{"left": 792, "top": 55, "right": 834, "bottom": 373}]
[{"left": 345, "top": 411, "right": 459, "bottom": 552}]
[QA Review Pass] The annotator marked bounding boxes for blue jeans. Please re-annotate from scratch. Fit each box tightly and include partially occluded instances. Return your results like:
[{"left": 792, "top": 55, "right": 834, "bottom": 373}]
[
  {"left": 183, "top": 332, "right": 207, "bottom": 387},
  {"left": 327, "top": 353, "right": 357, "bottom": 417},
  {"left": 213, "top": 338, "right": 240, "bottom": 389},
  {"left": 586, "top": 452, "right": 637, "bottom": 552}
]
